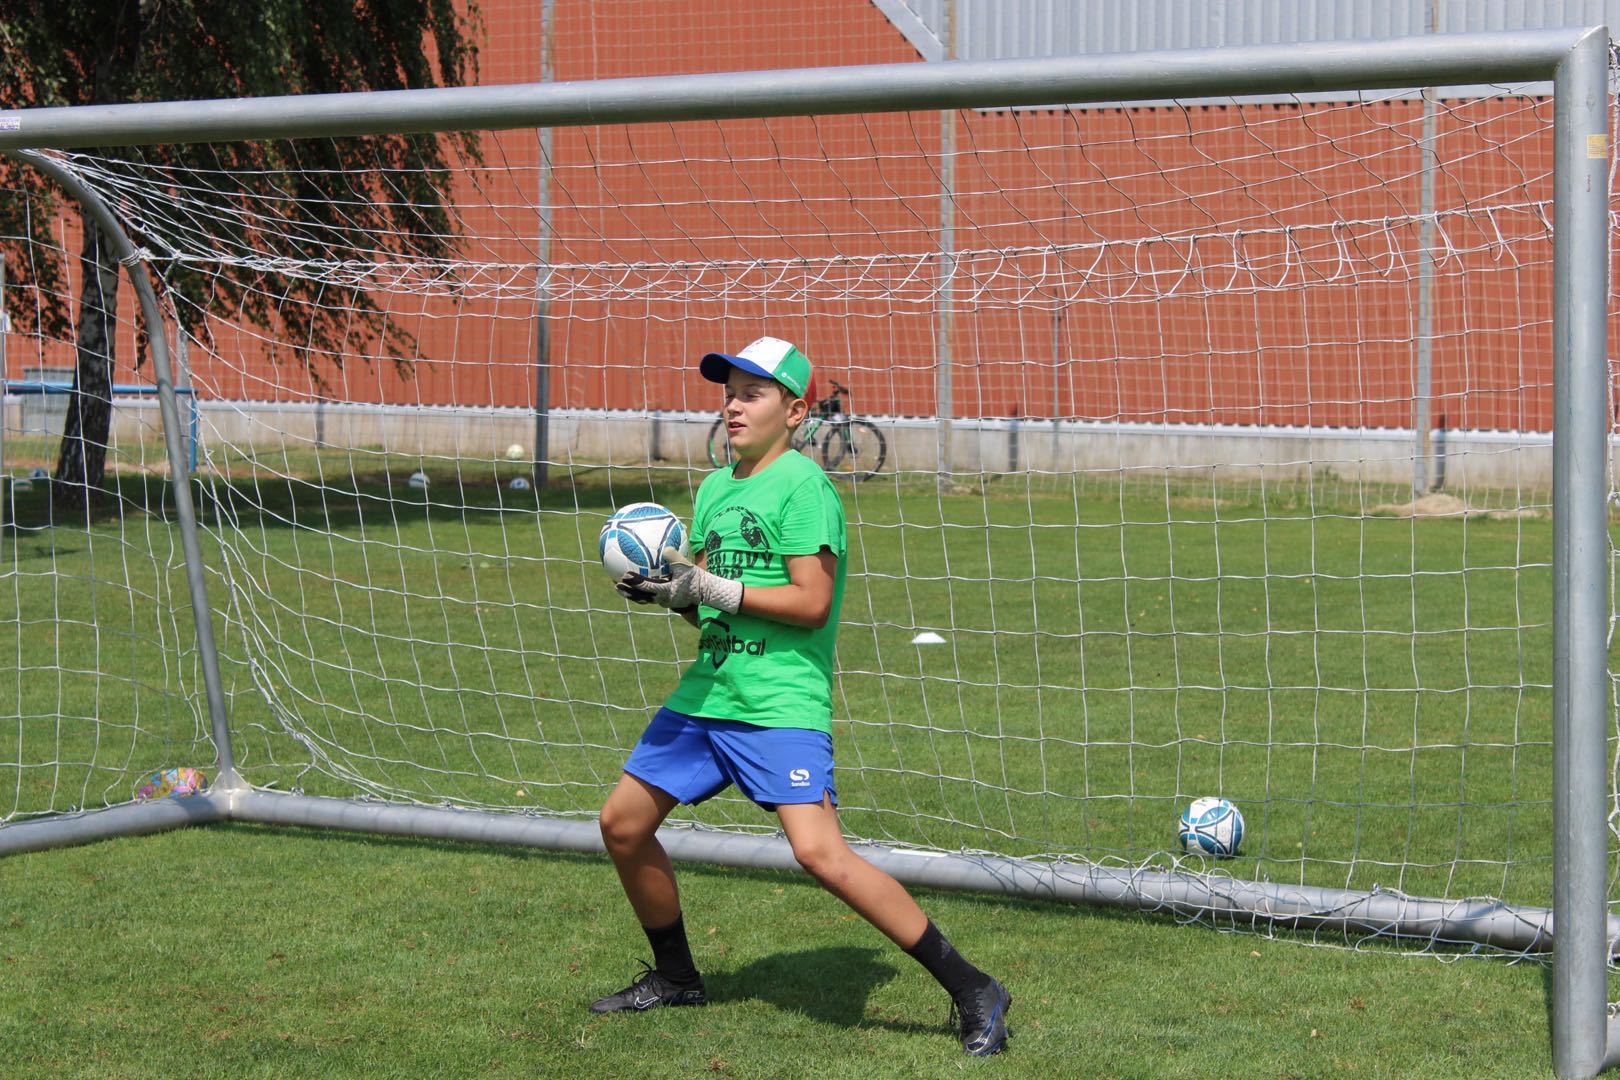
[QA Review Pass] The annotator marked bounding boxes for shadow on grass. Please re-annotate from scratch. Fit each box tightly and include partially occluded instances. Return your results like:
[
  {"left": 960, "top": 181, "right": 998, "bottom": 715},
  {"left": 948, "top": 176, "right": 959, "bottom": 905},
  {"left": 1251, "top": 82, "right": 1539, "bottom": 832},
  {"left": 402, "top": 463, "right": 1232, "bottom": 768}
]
[
  {"left": 201, "top": 821, "right": 1177, "bottom": 927},
  {"left": 186, "top": 821, "right": 1552, "bottom": 981},
  {"left": 704, "top": 946, "right": 918, "bottom": 1031},
  {"left": 1, "top": 464, "right": 703, "bottom": 536}
]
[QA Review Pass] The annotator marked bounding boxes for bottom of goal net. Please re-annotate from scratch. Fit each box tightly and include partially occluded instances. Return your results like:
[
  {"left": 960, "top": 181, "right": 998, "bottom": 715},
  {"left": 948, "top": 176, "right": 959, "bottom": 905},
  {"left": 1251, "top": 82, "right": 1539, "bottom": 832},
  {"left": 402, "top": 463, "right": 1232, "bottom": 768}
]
[{"left": 2, "top": 784, "right": 1589, "bottom": 957}]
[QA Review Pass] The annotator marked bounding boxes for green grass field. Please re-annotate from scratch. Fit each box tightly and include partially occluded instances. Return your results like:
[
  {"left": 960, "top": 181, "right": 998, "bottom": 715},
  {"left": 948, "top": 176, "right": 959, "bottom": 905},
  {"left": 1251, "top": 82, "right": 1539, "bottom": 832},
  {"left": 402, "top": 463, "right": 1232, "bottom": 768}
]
[
  {"left": 0, "top": 454, "right": 1590, "bottom": 1076},
  {"left": 0, "top": 822, "right": 1565, "bottom": 1079},
  {"left": 0, "top": 456, "right": 1560, "bottom": 898}
]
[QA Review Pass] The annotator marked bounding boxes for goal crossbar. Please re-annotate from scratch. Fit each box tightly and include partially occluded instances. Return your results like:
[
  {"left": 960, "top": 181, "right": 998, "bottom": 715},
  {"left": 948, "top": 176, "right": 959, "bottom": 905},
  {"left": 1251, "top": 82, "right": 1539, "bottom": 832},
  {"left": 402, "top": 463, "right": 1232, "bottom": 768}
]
[{"left": 0, "top": 29, "right": 1595, "bottom": 149}]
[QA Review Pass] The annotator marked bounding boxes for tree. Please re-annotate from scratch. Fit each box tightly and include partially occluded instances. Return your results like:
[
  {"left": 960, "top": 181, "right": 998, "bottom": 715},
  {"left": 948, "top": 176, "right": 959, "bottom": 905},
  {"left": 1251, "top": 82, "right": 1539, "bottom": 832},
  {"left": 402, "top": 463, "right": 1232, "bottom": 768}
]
[{"left": 0, "top": 0, "right": 481, "bottom": 510}]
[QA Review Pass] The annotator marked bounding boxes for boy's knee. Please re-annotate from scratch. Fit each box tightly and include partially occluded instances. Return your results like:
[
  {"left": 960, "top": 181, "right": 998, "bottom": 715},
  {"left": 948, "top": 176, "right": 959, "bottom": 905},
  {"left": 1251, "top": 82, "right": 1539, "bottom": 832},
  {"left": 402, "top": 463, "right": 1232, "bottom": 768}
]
[
  {"left": 790, "top": 836, "right": 846, "bottom": 882},
  {"left": 599, "top": 805, "right": 651, "bottom": 853}
]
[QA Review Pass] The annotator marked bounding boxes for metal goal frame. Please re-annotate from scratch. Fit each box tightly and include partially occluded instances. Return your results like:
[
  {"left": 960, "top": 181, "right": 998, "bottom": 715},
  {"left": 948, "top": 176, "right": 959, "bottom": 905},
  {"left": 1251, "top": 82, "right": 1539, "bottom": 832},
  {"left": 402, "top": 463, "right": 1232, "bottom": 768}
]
[{"left": 0, "top": 27, "right": 1610, "bottom": 1077}]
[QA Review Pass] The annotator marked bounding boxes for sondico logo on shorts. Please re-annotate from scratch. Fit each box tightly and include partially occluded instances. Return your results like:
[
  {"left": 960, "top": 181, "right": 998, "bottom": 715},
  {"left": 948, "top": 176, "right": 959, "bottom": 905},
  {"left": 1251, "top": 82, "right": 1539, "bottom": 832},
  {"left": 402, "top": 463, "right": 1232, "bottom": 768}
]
[
  {"left": 697, "top": 616, "right": 767, "bottom": 669},
  {"left": 788, "top": 768, "right": 812, "bottom": 788}
]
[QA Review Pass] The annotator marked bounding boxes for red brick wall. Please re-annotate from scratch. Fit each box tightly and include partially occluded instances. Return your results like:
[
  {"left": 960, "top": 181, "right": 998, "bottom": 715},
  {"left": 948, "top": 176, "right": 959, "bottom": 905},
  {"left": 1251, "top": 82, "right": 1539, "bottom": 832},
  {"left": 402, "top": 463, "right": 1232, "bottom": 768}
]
[{"left": 14, "top": 2, "right": 1573, "bottom": 434}]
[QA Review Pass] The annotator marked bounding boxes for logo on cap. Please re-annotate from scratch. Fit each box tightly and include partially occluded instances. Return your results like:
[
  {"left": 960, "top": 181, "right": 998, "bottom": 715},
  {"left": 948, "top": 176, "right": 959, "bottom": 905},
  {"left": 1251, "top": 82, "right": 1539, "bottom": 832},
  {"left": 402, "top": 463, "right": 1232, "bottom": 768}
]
[{"left": 700, "top": 337, "right": 813, "bottom": 398}]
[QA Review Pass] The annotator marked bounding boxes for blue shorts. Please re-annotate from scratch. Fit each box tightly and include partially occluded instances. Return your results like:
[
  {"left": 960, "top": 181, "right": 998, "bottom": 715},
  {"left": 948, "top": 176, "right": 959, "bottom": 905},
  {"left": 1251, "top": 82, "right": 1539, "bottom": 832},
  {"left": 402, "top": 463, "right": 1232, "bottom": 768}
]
[{"left": 623, "top": 707, "right": 838, "bottom": 810}]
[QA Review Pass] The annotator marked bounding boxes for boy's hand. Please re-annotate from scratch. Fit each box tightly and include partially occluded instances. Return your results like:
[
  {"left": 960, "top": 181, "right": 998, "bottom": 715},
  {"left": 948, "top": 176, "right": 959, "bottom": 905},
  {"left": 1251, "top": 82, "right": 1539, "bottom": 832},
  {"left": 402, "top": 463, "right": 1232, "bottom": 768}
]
[{"left": 617, "top": 547, "right": 744, "bottom": 614}]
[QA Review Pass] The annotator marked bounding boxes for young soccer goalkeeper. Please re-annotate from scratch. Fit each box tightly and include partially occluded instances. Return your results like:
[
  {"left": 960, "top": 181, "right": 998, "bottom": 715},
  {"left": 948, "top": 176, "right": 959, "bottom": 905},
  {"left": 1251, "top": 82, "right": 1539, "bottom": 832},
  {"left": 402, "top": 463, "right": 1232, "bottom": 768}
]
[{"left": 597, "top": 336, "right": 1010, "bottom": 1056}]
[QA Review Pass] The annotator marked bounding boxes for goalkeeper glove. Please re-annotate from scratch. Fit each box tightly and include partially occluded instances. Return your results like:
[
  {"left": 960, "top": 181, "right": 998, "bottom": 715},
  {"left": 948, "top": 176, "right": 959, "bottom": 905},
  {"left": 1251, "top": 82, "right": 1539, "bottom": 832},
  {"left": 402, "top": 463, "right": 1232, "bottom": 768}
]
[{"left": 617, "top": 547, "right": 744, "bottom": 614}]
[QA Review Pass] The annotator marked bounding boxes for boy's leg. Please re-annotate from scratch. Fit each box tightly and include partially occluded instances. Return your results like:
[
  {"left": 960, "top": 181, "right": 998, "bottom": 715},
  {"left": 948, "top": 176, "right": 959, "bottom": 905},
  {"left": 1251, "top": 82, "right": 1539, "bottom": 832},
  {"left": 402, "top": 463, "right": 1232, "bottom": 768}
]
[
  {"left": 776, "top": 795, "right": 1011, "bottom": 1055},
  {"left": 592, "top": 771, "right": 706, "bottom": 1011},
  {"left": 599, "top": 771, "right": 682, "bottom": 928},
  {"left": 774, "top": 795, "right": 926, "bottom": 946}
]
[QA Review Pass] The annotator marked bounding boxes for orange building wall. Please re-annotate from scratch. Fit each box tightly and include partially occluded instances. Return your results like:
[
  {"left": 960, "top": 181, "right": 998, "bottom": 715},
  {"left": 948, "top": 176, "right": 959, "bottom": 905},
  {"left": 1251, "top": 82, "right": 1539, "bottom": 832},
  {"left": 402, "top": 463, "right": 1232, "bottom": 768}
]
[{"left": 11, "top": 1, "right": 1575, "bottom": 435}]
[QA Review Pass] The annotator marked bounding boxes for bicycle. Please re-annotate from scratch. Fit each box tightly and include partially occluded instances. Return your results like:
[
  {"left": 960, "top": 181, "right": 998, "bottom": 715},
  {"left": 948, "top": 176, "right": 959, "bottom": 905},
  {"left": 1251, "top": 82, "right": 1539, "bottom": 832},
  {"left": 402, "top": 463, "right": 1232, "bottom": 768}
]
[{"left": 706, "top": 378, "right": 887, "bottom": 481}]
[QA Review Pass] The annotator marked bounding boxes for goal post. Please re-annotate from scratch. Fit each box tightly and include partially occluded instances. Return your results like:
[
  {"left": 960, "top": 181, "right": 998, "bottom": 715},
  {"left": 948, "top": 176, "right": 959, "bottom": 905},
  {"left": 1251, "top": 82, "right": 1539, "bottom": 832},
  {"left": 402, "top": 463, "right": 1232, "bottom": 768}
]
[
  {"left": 1551, "top": 27, "right": 1613, "bottom": 1078},
  {"left": 0, "top": 27, "right": 1612, "bottom": 1077}
]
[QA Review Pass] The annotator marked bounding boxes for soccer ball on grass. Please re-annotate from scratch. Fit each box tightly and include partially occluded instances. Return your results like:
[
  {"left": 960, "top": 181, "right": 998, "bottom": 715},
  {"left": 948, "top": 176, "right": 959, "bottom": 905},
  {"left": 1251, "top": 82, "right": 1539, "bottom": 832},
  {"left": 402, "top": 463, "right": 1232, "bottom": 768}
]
[
  {"left": 1178, "top": 796, "right": 1244, "bottom": 857},
  {"left": 599, "top": 502, "right": 689, "bottom": 579}
]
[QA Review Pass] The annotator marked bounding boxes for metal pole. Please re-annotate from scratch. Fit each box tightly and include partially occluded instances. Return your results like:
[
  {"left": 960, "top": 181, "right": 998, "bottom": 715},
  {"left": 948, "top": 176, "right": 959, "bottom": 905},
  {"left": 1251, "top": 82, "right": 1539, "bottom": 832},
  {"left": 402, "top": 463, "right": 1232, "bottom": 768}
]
[
  {"left": 214, "top": 786, "right": 1611, "bottom": 955},
  {"left": 0, "top": 795, "right": 225, "bottom": 855},
  {"left": 1549, "top": 27, "right": 1611, "bottom": 1080},
  {"left": 0, "top": 32, "right": 1590, "bottom": 149},
  {"left": 532, "top": 0, "right": 555, "bottom": 491},
  {"left": 1412, "top": 2, "right": 1440, "bottom": 496},
  {"left": 936, "top": 0, "right": 957, "bottom": 489},
  {"left": 1413, "top": 85, "right": 1438, "bottom": 495},
  {"left": 10, "top": 149, "right": 242, "bottom": 789},
  {"left": 1052, "top": 305, "right": 1064, "bottom": 470},
  {"left": 174, "top": 328, "right": 194, "bottom": 474},
  {"left": 4, "top": 763, "right": 1618, "bottom": 967}
]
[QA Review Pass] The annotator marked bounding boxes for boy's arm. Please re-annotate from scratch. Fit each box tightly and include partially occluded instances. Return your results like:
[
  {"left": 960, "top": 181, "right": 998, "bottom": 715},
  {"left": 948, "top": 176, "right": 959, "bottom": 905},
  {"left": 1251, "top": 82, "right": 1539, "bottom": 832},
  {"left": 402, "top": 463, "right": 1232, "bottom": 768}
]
[
  {"left": 735, "top": 548, "right": 836, "bottom": 629},
  {"left": 620, "top": 547, "right": 837, "bottom": 630}
]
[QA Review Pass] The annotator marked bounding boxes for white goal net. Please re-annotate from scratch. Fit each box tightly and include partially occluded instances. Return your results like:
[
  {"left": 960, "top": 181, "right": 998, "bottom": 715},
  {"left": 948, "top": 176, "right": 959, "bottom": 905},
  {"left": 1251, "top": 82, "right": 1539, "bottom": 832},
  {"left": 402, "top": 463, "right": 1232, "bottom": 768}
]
[{"left": 0, "top": 77, "right": 1596, "bottom": 950}]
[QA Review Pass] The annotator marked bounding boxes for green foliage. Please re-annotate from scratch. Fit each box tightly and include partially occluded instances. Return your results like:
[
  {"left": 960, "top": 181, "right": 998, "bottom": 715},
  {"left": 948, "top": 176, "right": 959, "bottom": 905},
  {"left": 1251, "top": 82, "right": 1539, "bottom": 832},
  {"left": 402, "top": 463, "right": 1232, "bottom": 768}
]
[{"left": 0, "top": 0, "right": 482, "bottom": 379}]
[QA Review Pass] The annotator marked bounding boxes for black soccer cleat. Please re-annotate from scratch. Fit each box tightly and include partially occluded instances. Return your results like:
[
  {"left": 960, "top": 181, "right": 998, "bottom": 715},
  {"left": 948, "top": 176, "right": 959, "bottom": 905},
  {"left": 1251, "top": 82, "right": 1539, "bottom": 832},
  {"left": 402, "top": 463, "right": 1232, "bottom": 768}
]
[
  {"left": 949, "top": 976, "right": 1012, "bottom": 1056},
  {"left": 588, "top": 961, "right": 707, "bottom": 1014}
]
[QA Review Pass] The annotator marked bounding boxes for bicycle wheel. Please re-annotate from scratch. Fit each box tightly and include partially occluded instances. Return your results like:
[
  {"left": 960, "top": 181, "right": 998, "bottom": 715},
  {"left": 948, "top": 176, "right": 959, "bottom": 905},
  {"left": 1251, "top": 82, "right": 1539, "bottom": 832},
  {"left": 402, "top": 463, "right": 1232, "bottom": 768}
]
[
  {"left": 706, "top": 418, "right": 735, "bottom": 468},
  {"left": 821, "top": 420, "right": 887, "bottom": 481}
]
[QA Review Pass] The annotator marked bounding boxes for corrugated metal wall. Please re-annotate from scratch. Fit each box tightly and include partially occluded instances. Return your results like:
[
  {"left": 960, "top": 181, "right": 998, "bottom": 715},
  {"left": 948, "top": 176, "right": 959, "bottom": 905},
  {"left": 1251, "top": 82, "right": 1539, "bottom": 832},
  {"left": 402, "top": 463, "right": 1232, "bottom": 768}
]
[
  {"left": 872, "top": 0, "right": 1618, "bottom": 99},
  {"left": 875, "top": 0, "right": 1620, "bottom": 60}
]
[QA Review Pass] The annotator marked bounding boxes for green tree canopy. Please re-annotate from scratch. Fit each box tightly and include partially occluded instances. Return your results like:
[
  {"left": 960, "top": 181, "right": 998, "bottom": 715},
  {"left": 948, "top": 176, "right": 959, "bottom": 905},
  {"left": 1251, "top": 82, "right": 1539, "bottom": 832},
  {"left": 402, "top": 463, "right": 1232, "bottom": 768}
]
[{"left": 0, "top": 0, "right": 482, "bottom": 507}]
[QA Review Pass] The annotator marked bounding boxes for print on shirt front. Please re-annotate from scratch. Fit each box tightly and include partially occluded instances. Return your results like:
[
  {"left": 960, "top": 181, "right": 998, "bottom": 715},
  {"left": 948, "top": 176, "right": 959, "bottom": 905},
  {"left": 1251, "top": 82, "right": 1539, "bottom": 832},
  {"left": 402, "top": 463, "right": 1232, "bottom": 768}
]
[
  {"left": 696, "top": 615, "right": 768, "bottom": 669},
  {"left": 696, "top": 506, "right": 775, "bottom": 668},
  {"left": 704, "top": 505, "right": 772, "bottom": 579},
  {"left": 665, "top": 450, "right": 847, "bottom": 734}
]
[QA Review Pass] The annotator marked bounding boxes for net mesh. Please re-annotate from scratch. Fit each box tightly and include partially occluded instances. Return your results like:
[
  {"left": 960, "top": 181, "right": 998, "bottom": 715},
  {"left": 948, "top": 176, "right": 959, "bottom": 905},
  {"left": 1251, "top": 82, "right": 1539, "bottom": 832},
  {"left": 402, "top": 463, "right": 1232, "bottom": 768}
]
[{"left": 0, "top": 81, "right": 1594, "bottom": 951}]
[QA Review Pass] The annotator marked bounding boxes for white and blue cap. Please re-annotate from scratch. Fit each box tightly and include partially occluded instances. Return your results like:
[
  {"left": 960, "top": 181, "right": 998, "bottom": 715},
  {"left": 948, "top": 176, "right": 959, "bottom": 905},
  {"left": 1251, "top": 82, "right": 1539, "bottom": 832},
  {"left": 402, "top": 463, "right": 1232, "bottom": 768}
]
[{"left": 700, "top": 336, "right": 813, "bottom": 399}]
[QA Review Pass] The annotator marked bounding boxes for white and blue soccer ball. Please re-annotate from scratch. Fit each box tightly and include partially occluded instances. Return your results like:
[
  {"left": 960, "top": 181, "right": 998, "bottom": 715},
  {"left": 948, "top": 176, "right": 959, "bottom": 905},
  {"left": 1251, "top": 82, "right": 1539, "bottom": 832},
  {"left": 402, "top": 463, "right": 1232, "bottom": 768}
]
[
  {"left": 1179, "top": 796, "right": 1244, "bottom": 857},
  {"left": 599, "top": 502, "right": 689, "bottom": 579}
]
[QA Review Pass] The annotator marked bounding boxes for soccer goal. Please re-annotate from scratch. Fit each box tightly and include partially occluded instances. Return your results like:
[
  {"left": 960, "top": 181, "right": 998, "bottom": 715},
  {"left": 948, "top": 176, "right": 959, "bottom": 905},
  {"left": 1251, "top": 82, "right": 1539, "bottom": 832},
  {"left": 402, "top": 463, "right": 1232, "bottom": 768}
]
[{"left": 0, "top": 28, "right": 1613, "bottom": 1077}]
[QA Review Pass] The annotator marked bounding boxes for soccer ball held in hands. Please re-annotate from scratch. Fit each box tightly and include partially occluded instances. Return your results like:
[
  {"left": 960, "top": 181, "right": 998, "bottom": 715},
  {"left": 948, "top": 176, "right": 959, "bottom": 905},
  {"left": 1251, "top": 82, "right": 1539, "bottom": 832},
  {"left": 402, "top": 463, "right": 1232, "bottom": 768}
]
[{"left": 599, "top": 502, "right": 689, "bottom": 579}]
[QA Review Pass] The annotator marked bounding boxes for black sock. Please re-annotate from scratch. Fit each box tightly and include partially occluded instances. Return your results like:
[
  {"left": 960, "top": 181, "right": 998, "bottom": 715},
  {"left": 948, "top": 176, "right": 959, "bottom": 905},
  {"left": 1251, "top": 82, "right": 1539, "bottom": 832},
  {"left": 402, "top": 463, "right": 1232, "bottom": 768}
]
[
  {"left": 644, "top": 913, "right": 701, "bottom": 986},
  {"left": 905, "top": 920, "right": 990, "bottom": 998}
]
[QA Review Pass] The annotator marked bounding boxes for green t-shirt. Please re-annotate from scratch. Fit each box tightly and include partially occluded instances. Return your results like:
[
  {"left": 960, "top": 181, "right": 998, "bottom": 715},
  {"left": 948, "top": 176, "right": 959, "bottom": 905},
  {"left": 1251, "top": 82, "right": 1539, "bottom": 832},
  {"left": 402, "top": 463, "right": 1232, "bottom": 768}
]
[{"left": 665, "top": 450, "right": 847, "bottom": 733}]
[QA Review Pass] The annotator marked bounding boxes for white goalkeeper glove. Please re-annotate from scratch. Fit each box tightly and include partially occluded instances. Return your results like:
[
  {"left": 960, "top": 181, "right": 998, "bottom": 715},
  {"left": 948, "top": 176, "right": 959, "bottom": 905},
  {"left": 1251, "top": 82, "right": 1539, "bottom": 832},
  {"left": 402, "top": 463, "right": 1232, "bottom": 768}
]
[{"left": 617, "top": 547, "right": 744, "bottom": 614}]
